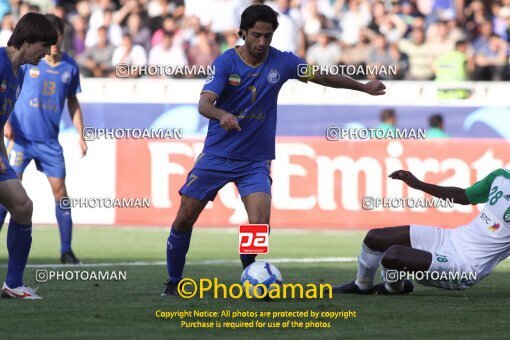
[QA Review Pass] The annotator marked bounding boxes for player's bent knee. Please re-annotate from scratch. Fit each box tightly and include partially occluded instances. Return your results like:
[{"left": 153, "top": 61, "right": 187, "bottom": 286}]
[
  {"left": 10, "top": 196, "right": 33, "bottom": 223},
  {"left": 381, "top": 245, "right": 407, "bottom": 269},
  {"left": 53, "top": 189, "right": 67, "bottom": 200},
  {"left": 364, "top": 228, "right": 385, "bottom": 251},
  {"left": 172, "top": 206, "right": 201, "bottom": 232}
]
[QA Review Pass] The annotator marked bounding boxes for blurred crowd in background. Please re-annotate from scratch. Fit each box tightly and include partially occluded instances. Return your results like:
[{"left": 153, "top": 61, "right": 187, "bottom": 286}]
[{"left": 0, "top": 0, "right": 508, "bottom": 80}]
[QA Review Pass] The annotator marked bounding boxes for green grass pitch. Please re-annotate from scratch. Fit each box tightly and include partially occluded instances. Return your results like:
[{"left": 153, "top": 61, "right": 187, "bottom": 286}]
[{"left": 0, "top": 226, "right": 509, "bottom": 339}]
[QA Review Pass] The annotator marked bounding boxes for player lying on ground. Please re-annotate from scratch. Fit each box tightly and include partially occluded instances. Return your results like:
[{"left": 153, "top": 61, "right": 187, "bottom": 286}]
[
  {"left": 162, "top": 4, "right": 386, "bottom": 296},
  {"left": 0, "top": 14, "right": 86, "bottom": 265},
  {"left": 0, "top": 13, "right": 57, "bottom": 300},
  {"left": 332, "top": 168, "right": 510, "bottom": 294}
]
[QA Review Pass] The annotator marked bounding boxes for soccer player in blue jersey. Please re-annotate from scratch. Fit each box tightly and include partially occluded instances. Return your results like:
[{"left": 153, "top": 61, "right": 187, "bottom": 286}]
[
  {"left": 0, "top": 13, "right": 58, "bottom": 300},
  {"left": 0, "top": 14, "right": 86, "bottom": 265},
  {"left": 162, "top": 4, "right": 386, "bottom": 296}
]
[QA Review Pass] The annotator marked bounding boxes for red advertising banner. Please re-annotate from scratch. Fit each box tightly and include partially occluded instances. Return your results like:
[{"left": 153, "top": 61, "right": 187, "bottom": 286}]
[{"left": 115, "top": 138, "right": 510, "bottom": 229}]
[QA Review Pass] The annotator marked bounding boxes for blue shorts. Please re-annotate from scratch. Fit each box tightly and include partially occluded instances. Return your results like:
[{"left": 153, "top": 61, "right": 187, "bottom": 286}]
[
  {"left": 0, "top": 153, "right": 20, "bottom": 182},
  {"left": 7, "top": 138, "right": 66, "bottom": 178},
  {"left": 179, "top": 153, "right": 272, "bottom": 202}
]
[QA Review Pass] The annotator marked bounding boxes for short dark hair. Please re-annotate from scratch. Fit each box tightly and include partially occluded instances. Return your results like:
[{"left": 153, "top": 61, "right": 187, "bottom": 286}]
[
  {"left": 8, "top": 12, "right": 58, "bottom": 48},
  {"left": 238, "top": 4, "right": 279, "bottom": 40},
  {"left": 429, "top": 114, "right": 444, "bottom": 128},
  {"left": 380, "top": 109, "right": 396, "bottom": 122},
  {"left": 455, "top": 39, "right": 467, "bottom": 49},
  {"left": 45, "top": 13, "right": 65, "bottom": 35}
]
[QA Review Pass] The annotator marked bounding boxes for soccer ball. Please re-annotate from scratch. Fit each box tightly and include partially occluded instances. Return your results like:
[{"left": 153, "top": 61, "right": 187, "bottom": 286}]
[{"left": 240, "top": 261, "right": 283, "bottom": 299}]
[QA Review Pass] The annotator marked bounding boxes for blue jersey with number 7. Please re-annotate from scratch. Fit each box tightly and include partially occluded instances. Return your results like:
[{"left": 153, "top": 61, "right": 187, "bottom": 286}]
[{"left": 201, "top": 46, "right": 309, "bottom": 161}]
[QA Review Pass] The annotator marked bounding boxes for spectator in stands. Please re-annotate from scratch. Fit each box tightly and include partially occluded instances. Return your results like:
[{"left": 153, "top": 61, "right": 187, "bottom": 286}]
[
  {"left": 399, "top": 27, "right": 434, "bottom": 80},
  {"left": 367, "top": 0, "right": 387, "bottom": 34},
  {"left": 0, "top": 13, "right": 14, "bottom": 46},
  {"left": 78, "top": 26, "right": 115, "bottom": 77},
  {"left": 367, "top": 34, "right": 406, "bottom": 80},
  {"left": 85, "top": 8, "right": 122, "bottom": 48},
  {"left": 474, "top": 34, "right": 508, "bottom": 80},
  {"left": 0, "top": 0, "right": 10, "bottom": 20},
  {"left": 70, "top": 15, "right": 88, "bottom": 56},
  {"left": 376, "top": 109, "right": 397, "bottom": 132},
  {"left": 472, "top": 20, "right": 494, "bottom": 53},
  {"left": 75, "top": 0, "right": 91, "bottom": 21},
  {"left": 378, "top": 13, "right": 407, "bottom": 44},
  {"left": 427, "top": 114, "right": 449, "bottom": 138},
  {"left": 336, "top": 0, "right": 371, "bottom": 46},
  {"left": 151, "top": 15, "right": 180, "bottom": 47},
  {"left": 306, "top": 30, "right": 342, "bottom": 66},
  {"left": 390, "top": 43, "right": 409, "bottom": 80},
  {"left": 187, "top": 27, "right": 219, "bottom": 70},
  {"left": 427, "top": 20, "right": 455, "bottom": 60},
  {"left": 209, "top": 0, "right": 244, "bottom": 34},
  {"left": 180, "top": 14, "right": 201, "bottom": 46},
  {"left": 219, "top": 29, "right": 241, "bottom": 53},
  {"left": 112, "top": 33, "right": 147, "bottom": 73},
  {"left": 340, "top": 29, "right": 372, "bottom": 76},
  {"left": 54, "top": 5, "right": 76, "bottom": 56},
  {"left": 268, "top": 0, "right": 305, "bottom": 57},
  {"left": 302, "top": 0, "right": 329, "bottom": 40},
  {"left": 465, "top": 0, "right": 490, "bottom": 36},
  {"left": 435, "top": 40, "right": 472, "bottom": 98},
  {"left": 399, "top": 1, "right": 421, "bottom": 27},
  {"left": 422, "top": 0, "right": 464, "bottom": 25},
  {"left": 125, "top": 13, "right": 152, "bottom": 52},
  {"left": 148, "top": 30, "right": 187, "bottom": 70},
  {"left": 88, "top": 0, "right": 115, "bottom": 31},
  {"left": 0, "top": 0, "right": 506, "bottom": 80},
  {"left": 146, "top": 0, "right": 185, "bottom": 22}
]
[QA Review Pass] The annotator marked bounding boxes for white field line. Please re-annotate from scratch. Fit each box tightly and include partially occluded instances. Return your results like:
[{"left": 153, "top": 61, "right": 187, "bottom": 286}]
[{"left": 0, "top": 257, "right": 359, "bottom": 269}]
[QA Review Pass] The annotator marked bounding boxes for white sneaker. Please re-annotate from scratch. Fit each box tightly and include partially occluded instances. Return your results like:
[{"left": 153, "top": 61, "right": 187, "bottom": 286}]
[{"left": 1, "top": 282, "right": 42, "bottom": 300}]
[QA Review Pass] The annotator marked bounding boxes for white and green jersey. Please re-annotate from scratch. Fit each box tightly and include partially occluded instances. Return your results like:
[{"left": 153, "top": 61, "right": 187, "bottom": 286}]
[{"left": 451, "top": 169, "right": 510, "bottom": 281}]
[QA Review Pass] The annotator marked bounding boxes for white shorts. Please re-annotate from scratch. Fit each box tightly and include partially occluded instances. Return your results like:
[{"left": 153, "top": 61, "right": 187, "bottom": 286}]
[{"left": 410, "top": 225, "right": 477, "bottom": 290}]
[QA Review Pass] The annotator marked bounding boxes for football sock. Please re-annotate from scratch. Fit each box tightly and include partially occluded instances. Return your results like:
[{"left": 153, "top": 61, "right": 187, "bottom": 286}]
[
  {"left": 381, "top": 266, "right": 404, "bottom": 293},
  {"left": 0, "top": 205, "right": 8, "bottom": 231},
  {"left": 240, "top": 254, "right": 257, "bottom": 269},
  {"left": 166, "top": 227, "right": 192, "bottom": 284},
  {"left": 355, "top": 243, "right": 383, "bottom": 291},
  {"left": 55, "top": 201, "right": 73, "bottom": 254},
  {"left": 6, "top": 219, "right": 32, "bottom": 288}
]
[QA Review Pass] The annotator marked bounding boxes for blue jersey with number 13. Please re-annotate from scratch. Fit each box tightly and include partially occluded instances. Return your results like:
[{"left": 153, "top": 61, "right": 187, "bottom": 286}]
[{"left": 10, "top": 53, "right": 81, "bottom": 142}]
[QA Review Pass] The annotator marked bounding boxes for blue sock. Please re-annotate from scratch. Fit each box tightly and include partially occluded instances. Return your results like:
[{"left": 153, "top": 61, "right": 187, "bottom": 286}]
[
  {"left": 240, "top": 254, "right": 257, "bottom": 269},
  {"left": 0, "top": 205, "right": 7, "bottom": 231},
  {"left": 6, "top": 219, "right": 32, "bottom": 288},
  {"left": 166, "top": 227, "right": 192, "bottom": 284},
  {"left": 55, "top": 201, "right": 73, "bottom": 254}
]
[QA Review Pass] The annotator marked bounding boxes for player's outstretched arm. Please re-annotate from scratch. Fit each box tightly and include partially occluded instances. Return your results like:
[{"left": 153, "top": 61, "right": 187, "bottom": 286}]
[
  {"left": 198, "top": 92, "right": 241, "bottom": 132},
  {"left": 309, "top": 72, "right": 386, "bottom": 96},
  {"left": 389, "top": 170, "right": 471, "bottom": 205}
]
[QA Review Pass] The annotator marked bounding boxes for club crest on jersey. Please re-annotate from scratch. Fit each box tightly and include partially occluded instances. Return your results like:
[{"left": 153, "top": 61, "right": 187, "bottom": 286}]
[
  {"left": 29, "top": 67, "right": 40, "bottom": 78},
  {"left": 62, "top": 71, "right": 71, "bottom": 83},
  {"left": 267, "top": 69, "right": 280, "bottom": 84},
  {"left": 229, "top": 74, "right": 241, "bottom": 86},
  {"left": 205, "top": 71, "right": 214, "bottom": 85},
  {"left": 504, "top": 207, "right": 510, "bottom": 223},
  {"left": 0, "top": 80, "right": 6, "bottom": 93}
]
